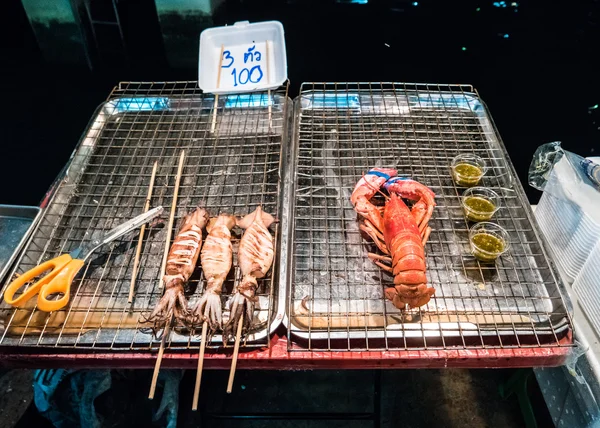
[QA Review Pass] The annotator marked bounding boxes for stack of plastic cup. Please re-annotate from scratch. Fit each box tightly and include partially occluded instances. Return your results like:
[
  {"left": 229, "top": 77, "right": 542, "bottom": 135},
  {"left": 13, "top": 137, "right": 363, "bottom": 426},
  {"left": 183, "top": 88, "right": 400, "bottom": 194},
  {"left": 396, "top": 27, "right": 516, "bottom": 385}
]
[
  {"left": 534, "top": 167, "right": 599, "bottom": 284},
  {"left": 573, "top": 241, "right": 600, "bottom": 333},
  {"left": 536, "top": 193, "right": 597, "bottom": 284},
  {"left": 532, "top": 148, "right": 600, "bottom": 330}
]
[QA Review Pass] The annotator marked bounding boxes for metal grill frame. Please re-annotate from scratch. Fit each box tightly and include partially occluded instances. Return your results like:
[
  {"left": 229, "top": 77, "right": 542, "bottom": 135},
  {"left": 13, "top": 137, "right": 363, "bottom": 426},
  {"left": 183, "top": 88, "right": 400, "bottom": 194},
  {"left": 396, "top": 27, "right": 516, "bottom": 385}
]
[
  {"left": 0, "top": 81, "right": 291, "bottom": 352},
  {"left": 285, "top": 82, "right": 574, "bottom": 352}
]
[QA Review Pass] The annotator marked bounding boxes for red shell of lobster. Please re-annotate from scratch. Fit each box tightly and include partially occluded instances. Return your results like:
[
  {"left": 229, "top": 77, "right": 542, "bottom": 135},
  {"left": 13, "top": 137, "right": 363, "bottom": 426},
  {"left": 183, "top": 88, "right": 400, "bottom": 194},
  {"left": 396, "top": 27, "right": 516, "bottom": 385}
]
[{"left": 351, "top": 169, "right": 436, "bottom": 309}]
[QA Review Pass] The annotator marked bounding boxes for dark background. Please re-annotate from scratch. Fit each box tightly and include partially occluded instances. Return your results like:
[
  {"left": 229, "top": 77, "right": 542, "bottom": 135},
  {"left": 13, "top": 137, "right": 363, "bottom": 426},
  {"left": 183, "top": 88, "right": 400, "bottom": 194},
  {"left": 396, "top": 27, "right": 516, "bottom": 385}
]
[{"left": 2, "top": 0, "right": 599, "bottom": 206}]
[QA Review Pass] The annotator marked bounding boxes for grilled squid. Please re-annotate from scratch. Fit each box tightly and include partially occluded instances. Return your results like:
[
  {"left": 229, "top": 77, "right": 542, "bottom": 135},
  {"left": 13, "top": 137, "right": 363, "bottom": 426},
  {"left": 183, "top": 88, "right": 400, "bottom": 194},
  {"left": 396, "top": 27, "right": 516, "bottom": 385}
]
[
  {"left": 145, "top": 207, "right": 208, "bottom": 331},
  {"left": 224, "top": 206, "right": 275, "bottom": 341},
  {"left": 193, "top": 214, "right": 235, "bottom": 331}
]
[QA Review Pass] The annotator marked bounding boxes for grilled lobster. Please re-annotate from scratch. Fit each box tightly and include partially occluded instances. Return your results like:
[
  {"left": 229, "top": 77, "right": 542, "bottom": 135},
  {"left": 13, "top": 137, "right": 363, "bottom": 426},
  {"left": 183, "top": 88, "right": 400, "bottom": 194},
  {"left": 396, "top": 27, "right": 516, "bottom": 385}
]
[
  {"left": 224, "top": 206, "right": 275, "bottom": 341},
  {"left": 145, "top": 207, "right": 208, "bottom": 330},
  {"left": 193, "top": 213, "right": 236, "bottom": 331},
  {"left": 351, "top": 169, "right": 436, "bottom": 309}
]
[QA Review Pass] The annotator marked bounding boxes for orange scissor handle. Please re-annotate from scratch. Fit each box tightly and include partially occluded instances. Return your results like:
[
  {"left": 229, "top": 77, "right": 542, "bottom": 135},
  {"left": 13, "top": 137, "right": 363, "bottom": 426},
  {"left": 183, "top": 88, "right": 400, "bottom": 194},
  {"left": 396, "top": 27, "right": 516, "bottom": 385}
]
[
  {"left": 37, "top": 258, "right": 85, "bottom": 312},
  {"left": 3, "top": 254, "right": 83, "bottom": 312}
]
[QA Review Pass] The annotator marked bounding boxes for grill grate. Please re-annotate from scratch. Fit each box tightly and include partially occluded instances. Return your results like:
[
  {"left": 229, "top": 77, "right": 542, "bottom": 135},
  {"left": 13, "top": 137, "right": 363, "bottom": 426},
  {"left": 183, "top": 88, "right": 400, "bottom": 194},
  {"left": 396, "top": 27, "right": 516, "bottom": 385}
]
[
  {"left": 0, "top": 81, "right": 289, "bottom": 351},
  {"left": 287, "top": 82, "right": 573, "bottom": 352}
]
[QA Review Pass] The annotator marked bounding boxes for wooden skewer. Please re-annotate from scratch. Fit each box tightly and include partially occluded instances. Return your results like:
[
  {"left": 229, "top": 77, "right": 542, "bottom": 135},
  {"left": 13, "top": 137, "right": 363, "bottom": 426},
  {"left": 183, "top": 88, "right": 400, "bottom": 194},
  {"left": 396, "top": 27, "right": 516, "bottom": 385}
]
[
  {"left": 159, "top": 150, "right": 186, "bottom": 288},
  {"left": 210, "top": 95, "right": 219, "bottom": 134},
  {"left": 216, "top": 44, "right": 225, "bottom": 88},
  {"left": 211, "top": 44, "right": 225, "bottom": 134},
  {"left": 192, "top": 321, "right": 209, "bottom": 410},
  {"left": 267, "top": 89, "right": 272, "bottom": 130},
  {"left": 265, "top": 40, "right": 272, "bottom": 130},
  {"left": 129, "top": 161, "right": 158, "bottom": 303},
  {"left": 265, "top": 40, "right": 271, "bottom": 83},
  {"left": 149, "top": 321, "right": 171, "bottom": 399},
  {"left": 149, "top": 150, "right": 185, "bottom": 397},
  {"left": 226, "top": 317, "right": 244, "bottom": 393}
]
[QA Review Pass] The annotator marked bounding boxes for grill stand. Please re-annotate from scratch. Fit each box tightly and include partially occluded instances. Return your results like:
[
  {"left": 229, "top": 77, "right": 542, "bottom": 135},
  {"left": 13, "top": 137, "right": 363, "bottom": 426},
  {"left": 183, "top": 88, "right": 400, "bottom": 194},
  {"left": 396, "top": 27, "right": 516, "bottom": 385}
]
[{"left": 0, "top": 332, "right": 573, "bottom": 369}]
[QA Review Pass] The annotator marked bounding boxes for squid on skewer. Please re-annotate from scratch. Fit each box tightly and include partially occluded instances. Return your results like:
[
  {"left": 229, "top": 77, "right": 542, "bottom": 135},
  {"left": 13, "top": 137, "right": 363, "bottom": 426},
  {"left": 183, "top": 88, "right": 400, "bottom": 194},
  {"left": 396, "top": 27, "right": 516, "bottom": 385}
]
[
  {"left": 193, "top": 214, "right": 236, "bottom": 331},
  {"left": 144, "top": 207, "right": 208, "bottom": 331},
  {"left": 224, "top": 206, "right": 275, "bottom": 341}
]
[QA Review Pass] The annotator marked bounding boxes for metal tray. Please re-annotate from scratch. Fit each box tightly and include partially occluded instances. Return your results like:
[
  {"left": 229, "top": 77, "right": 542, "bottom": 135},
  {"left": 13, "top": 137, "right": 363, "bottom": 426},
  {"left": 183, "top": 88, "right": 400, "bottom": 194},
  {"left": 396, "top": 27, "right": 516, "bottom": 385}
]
[
  {"left": 0, "top": 81, "right": 291, "bottom": 351},
  {"left": 285, "top": 82, "right": 573, "bottom": 351},
  {"left": 0, "top": 206, "right": 41, "bottom": 284}
]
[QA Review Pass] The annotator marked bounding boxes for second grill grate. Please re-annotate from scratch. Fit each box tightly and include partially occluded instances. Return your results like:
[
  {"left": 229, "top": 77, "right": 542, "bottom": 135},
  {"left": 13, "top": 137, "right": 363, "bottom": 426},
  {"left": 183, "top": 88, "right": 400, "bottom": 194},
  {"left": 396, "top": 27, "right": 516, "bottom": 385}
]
[{"left": 286, "top": 82, "right": 572, "bottom": 351}]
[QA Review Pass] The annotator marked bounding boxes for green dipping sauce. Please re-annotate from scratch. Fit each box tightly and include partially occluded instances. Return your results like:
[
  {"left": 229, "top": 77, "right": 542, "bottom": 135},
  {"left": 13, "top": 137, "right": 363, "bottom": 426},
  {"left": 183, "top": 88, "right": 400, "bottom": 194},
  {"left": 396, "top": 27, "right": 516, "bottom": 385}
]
[
  {"left": 463, "top": 196, "right": 497, "bottom": 222},
  {"left": 471, "top": 232, "right": 505, "bottom": 262},
  {"left": 453, "top": 163, "right": 483, "bottom": 187}
]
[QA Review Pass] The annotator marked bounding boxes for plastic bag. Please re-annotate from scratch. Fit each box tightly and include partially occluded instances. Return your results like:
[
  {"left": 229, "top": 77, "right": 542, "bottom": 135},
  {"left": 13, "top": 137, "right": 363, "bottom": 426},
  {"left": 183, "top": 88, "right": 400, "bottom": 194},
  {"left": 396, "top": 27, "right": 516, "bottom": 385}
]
[
  {"left": 528, "top": 141, "right": 600, "bottom": 217},
  {"left": 529, "top": 141, "right": 600, "bottom": 191}
]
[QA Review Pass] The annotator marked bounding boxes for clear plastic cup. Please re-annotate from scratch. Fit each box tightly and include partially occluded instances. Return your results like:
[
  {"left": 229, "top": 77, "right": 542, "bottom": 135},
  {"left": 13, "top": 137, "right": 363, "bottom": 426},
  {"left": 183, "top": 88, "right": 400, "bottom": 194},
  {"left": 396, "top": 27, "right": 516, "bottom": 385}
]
[
  {"left": 461, "top": 187, "right": 501, "bottom": 222},
  {"left": 469, "top": 222, "right": 510, "bottom": 262},
  {"left": 451, "top": 154, "right": 487, "bottom": 187}
]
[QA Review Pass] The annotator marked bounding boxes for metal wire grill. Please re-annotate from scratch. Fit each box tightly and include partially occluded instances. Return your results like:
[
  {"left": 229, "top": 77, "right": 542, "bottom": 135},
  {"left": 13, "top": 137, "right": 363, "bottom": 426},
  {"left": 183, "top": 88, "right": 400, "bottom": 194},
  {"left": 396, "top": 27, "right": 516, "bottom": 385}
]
[
  {"left": 0, "top": 81, "right": 289, "bottom": 350},
  {"left": 288, "top": 82, "right": 572, "bottom": 351}
]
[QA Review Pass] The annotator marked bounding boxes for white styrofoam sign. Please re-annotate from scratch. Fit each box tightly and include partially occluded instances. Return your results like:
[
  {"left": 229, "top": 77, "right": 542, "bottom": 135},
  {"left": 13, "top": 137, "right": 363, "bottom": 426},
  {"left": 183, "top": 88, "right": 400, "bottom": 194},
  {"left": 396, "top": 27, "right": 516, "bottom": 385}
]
[{"left": 198, "top": 21, "right": 287, "bottom": 94}]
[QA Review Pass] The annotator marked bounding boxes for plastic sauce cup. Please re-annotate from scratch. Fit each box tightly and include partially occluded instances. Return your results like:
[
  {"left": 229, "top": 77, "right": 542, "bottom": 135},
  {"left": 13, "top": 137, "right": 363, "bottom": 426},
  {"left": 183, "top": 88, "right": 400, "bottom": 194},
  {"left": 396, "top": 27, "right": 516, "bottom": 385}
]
[
  {"left": 451, "top": 154, "right": 487, "bottom": 187},
  {"left": 469, "top": 222, "right": 510, "bottom": 262},
  {"left": 461, "top": 187, "right": 501, "bottom": 222}
]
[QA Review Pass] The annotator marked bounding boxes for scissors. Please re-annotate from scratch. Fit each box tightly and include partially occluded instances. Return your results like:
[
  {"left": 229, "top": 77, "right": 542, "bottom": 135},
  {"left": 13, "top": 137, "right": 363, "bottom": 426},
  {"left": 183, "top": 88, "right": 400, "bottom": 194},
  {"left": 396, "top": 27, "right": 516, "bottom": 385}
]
[{"left": 3, "top": 206, "right": 164, "bottom": 312}]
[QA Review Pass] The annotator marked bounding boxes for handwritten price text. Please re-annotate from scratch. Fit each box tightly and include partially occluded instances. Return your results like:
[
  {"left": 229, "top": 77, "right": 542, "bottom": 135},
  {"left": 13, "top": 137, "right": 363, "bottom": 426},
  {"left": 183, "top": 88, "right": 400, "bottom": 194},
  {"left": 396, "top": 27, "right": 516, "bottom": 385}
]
[{"left": 221, "top": 45, "right": 264, "bottom": 87}]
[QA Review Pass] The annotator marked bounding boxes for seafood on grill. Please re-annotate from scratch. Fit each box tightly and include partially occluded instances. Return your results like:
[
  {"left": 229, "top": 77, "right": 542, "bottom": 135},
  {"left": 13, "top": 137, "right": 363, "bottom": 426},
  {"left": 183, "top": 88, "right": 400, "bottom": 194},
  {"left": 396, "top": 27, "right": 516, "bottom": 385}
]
[
  {"left": 350, "top": 168, "right": 398, "bottom": 253},
  {"left": 224, "top": 206, "right": 275, "bottom": 341},
  {"left": 351, "top": 169, "right": 436, "bottom": 309},
  {"left": 193, "top": 214, "right": 236, "bottom": 331},
  {"left": 145, "top": 207, "right": 208, "bottom": 330}
]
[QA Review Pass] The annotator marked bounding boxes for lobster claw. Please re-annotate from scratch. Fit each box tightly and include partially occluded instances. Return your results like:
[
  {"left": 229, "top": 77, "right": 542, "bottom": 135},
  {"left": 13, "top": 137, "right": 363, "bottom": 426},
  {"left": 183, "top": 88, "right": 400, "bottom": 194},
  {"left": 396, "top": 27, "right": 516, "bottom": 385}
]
[
  {"left": 384, "top": 176, "right": 436, "bottom": 233},
  {"left": 350, "top": 168, "right": 398, "bottom": 233}
]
